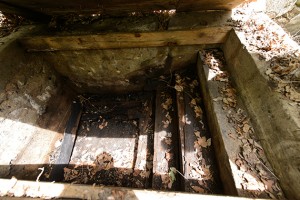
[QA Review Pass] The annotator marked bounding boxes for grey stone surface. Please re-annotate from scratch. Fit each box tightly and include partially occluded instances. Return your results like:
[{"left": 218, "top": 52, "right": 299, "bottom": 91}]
[
  {"left": 168, "top": 11, "right": 231, "bottom": 30},
  {"left": 266, "top": 0, "right": 297, "bottom": 18},
  {"left": 41, "top": 47, "right": 169, "bottom": 93},
  {"left": 285, "top": 14, "right": 300, "bottom": 35}
]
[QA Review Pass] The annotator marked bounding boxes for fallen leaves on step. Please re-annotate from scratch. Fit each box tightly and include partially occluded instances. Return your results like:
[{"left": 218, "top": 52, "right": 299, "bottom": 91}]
[
  {"left": 191, "top": 185, "right": 205, "bottom": 193},
  {"left": 194, "top": 106, "right": 203, "bottom": 119},
  {"left": 98, "top": 119, "right": 108, "bottom": 130},
  {"left": 161, "top": 96, "right": 172, "bottom": 110},
  {"left": 202, "top": 49, "right": 285, "bottom": 199},
  {"left": 194, "top": 136, "right": 211, "bottom": 148}
]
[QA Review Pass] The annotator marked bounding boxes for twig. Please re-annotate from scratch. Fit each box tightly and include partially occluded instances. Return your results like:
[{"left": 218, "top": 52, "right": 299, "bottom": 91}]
[
  {"left": 36, "top": 167, "right": 44, "bottom": 182},
  {"left": 260, "top": 161, "right": 279, "bottom": 180},
  {"left": 172, "top": 167, "right": 188, "bottom": 179}
]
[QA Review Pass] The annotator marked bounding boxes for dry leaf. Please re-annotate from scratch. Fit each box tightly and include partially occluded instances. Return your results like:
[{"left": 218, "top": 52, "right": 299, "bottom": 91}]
[
  {"left": 197, "top": 136, "right": 211, "bottom": 148},
  {"left": 194, "top": 130, "right": 201, "bottom": 138},
  {"left": 262, "top": 178, "right": 275, "bottom": 193},
  {"left": 190, "top": 98, "right": 197, "bottom": 106},
  {"left": 191, "top": 185, "right": 205, "bottom": 193},
  {"left": 243, "top": 124, "right": 251, "bottom": 133},
  {"left": 175, "top": 85, "right": 184, "bottom": 92},
  {"left": 164, "top": 138, "right": 172, "bottom": 145},
  {"left": 194, "top": 106, "right": 203, "bottom": 118},
  {"left": 165, "top": 152, "right": 173, "bottom": 161},
  {"left": 162, "top": 97, "right": 173, "bottom": 110}
]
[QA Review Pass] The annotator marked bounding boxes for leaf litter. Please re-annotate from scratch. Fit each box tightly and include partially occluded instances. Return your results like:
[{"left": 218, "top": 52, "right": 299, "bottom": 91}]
[
  {"left": 231, "top": 2, "right": 300, "bottom": 105},
  {"left": 202, "top": 49, "right": 285, "bottom": 199}
]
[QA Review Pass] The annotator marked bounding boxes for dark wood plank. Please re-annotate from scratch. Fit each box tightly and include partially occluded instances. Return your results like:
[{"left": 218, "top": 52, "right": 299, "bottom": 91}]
[
  {"left": 49, "top": 101, "right": 82, "bottom": 181},
  {"left": 152, "top": 87, "right": 179, "bottom": 190},
  {"left": 133, "top": 95, "right": 154, "bottom": 188},
  {"left": 175, "top": 71, "right": 221, "bottom": 194},
  {"left": 0, "top": 0, "right": 247, "bottom": 16},
  {"left": 19, "top": 27, "right": 231, "bottom": 52}
]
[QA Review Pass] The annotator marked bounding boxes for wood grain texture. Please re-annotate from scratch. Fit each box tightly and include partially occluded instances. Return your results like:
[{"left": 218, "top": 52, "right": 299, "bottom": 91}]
[{"left": 20, "top": 27, "right": 231, "bottom": 52}]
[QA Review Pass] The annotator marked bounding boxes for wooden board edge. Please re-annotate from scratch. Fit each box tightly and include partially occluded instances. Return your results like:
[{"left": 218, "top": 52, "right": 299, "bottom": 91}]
[
  {"left": 19, "top": 27, "right": 232, "bottom": 52},
  {"left": 0, "top": 178, "right": 264, "bottom": 200}
]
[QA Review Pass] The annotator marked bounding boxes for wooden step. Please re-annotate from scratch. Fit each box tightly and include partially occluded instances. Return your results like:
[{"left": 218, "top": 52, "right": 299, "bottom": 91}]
[
  {"left": 175, "top": 71, "right": 222, "bottom": 194},
  {"left": 152, "top": 87, "right": 179, "bottom": 190},
  {"left": 197, "top": 49, "right": 284, "bottom": 198}
]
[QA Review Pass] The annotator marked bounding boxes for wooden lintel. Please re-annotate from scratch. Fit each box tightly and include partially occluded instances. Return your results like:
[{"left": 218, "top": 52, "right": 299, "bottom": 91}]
[{"left": 20, "top": 27, "right": 231, "bottom": 52}]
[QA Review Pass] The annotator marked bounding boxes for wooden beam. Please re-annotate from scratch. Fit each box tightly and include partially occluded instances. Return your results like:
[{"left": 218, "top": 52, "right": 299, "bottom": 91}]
[
  {"left": 20, "top": 27, "right": 231, "bottom": 52},
  {"left": 177, "top": 0, "right": 247, "bottom": 12},
  {"left": 49, "top": 101, "right": 82, "bottom": 181},
  {"left": 0, "top": 178, "right": 263, "bottom": 200},
  {"left": 152, "top": 87, "right": 179, "bottom": 190},
  {"left": 0, "top": 0, "right": 247, "bottom": 16}
]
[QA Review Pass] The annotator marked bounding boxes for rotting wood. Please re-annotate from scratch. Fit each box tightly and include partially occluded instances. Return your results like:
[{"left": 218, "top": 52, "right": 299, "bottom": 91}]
[
  {"left": 0, "top": 178, "right": 263, "bottom": 200},
  {"left": 49, "top": 101, "right": 82, "bottom": 182},
  {"left": 152, "top": 87, "right": 179, "bottom": 190},
  {"left": 19, "top": 27, "right": 231, "bottom": 52}
]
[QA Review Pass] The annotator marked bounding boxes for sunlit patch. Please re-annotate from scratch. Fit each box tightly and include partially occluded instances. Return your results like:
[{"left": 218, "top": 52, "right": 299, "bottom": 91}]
[
  {"left": 231, "top": 1, "right": 300, "bottom": 61},
  {"left": 0, "top": 117, "right": 57, "bottom": 165}
]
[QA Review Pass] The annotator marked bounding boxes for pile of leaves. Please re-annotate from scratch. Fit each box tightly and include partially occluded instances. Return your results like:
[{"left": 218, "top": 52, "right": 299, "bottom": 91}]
[
  {"left": 202, "top": 49, "right": 284, "bottom": 199},
  {"left": 231, "top": 3, "right": 300, "bottom": 104}
]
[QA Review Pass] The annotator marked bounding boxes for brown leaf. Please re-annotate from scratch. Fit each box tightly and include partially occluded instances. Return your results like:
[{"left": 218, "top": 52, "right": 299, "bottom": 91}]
[
  {"left": 162, "top": 97, "right": 173, "bottom": 110},
  {"left": 194, "top": 106, "right": 203, "bottom": 118},
  {"left": 194, "top": 130, "right": 201, "bottom": 138},
  {"left": 262, "top": 178, "right": 275, "bottom": 193},
  {"left": 197, "top": 136, "right": 211, "bottom": 148},
  {"left": 191, "top": 185, "right": 205, "bottom": 193},
  {"left": 165, "top": 152, "right": 173, "bottom": 161},
  {"left": 164, "top": 138, "right": 172, "bottom": 145},
  {"left": 190, "top": 98, "right": 197, "bottom": 106},
  {"left": 243, "top": 124, "right": 251, "bottom": 133},
  {"left": 175, "top": 85, "right": 184, "bottom": 92}
]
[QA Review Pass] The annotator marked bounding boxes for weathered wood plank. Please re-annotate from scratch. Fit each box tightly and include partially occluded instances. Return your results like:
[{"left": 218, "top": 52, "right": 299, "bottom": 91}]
[
  {"left": 49, "top": 101, "right": 82, "bottom": 181},
  {"left": 175, "top": 71, "right": 221, "bottom": 194},
  {"left": 152, "top": 87, "right": 179, "bottom": 190},
  {"left": 197, "top": 50, "right": 284, "bottom": 198},
  {"left": 0, "top": 178, "right": 263, "bottom": 200},
  {"left": 20, "top": 27, "right": 231, "bottom": 52},
  {"left": 177, "top": 0, "right": 247, "bottom": 12},
  {"left": 0, "top": 0, "right": 247, "bottom": 16},
  {"left": 133, "top": 95, "right": 154, "bottom": 189}
]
